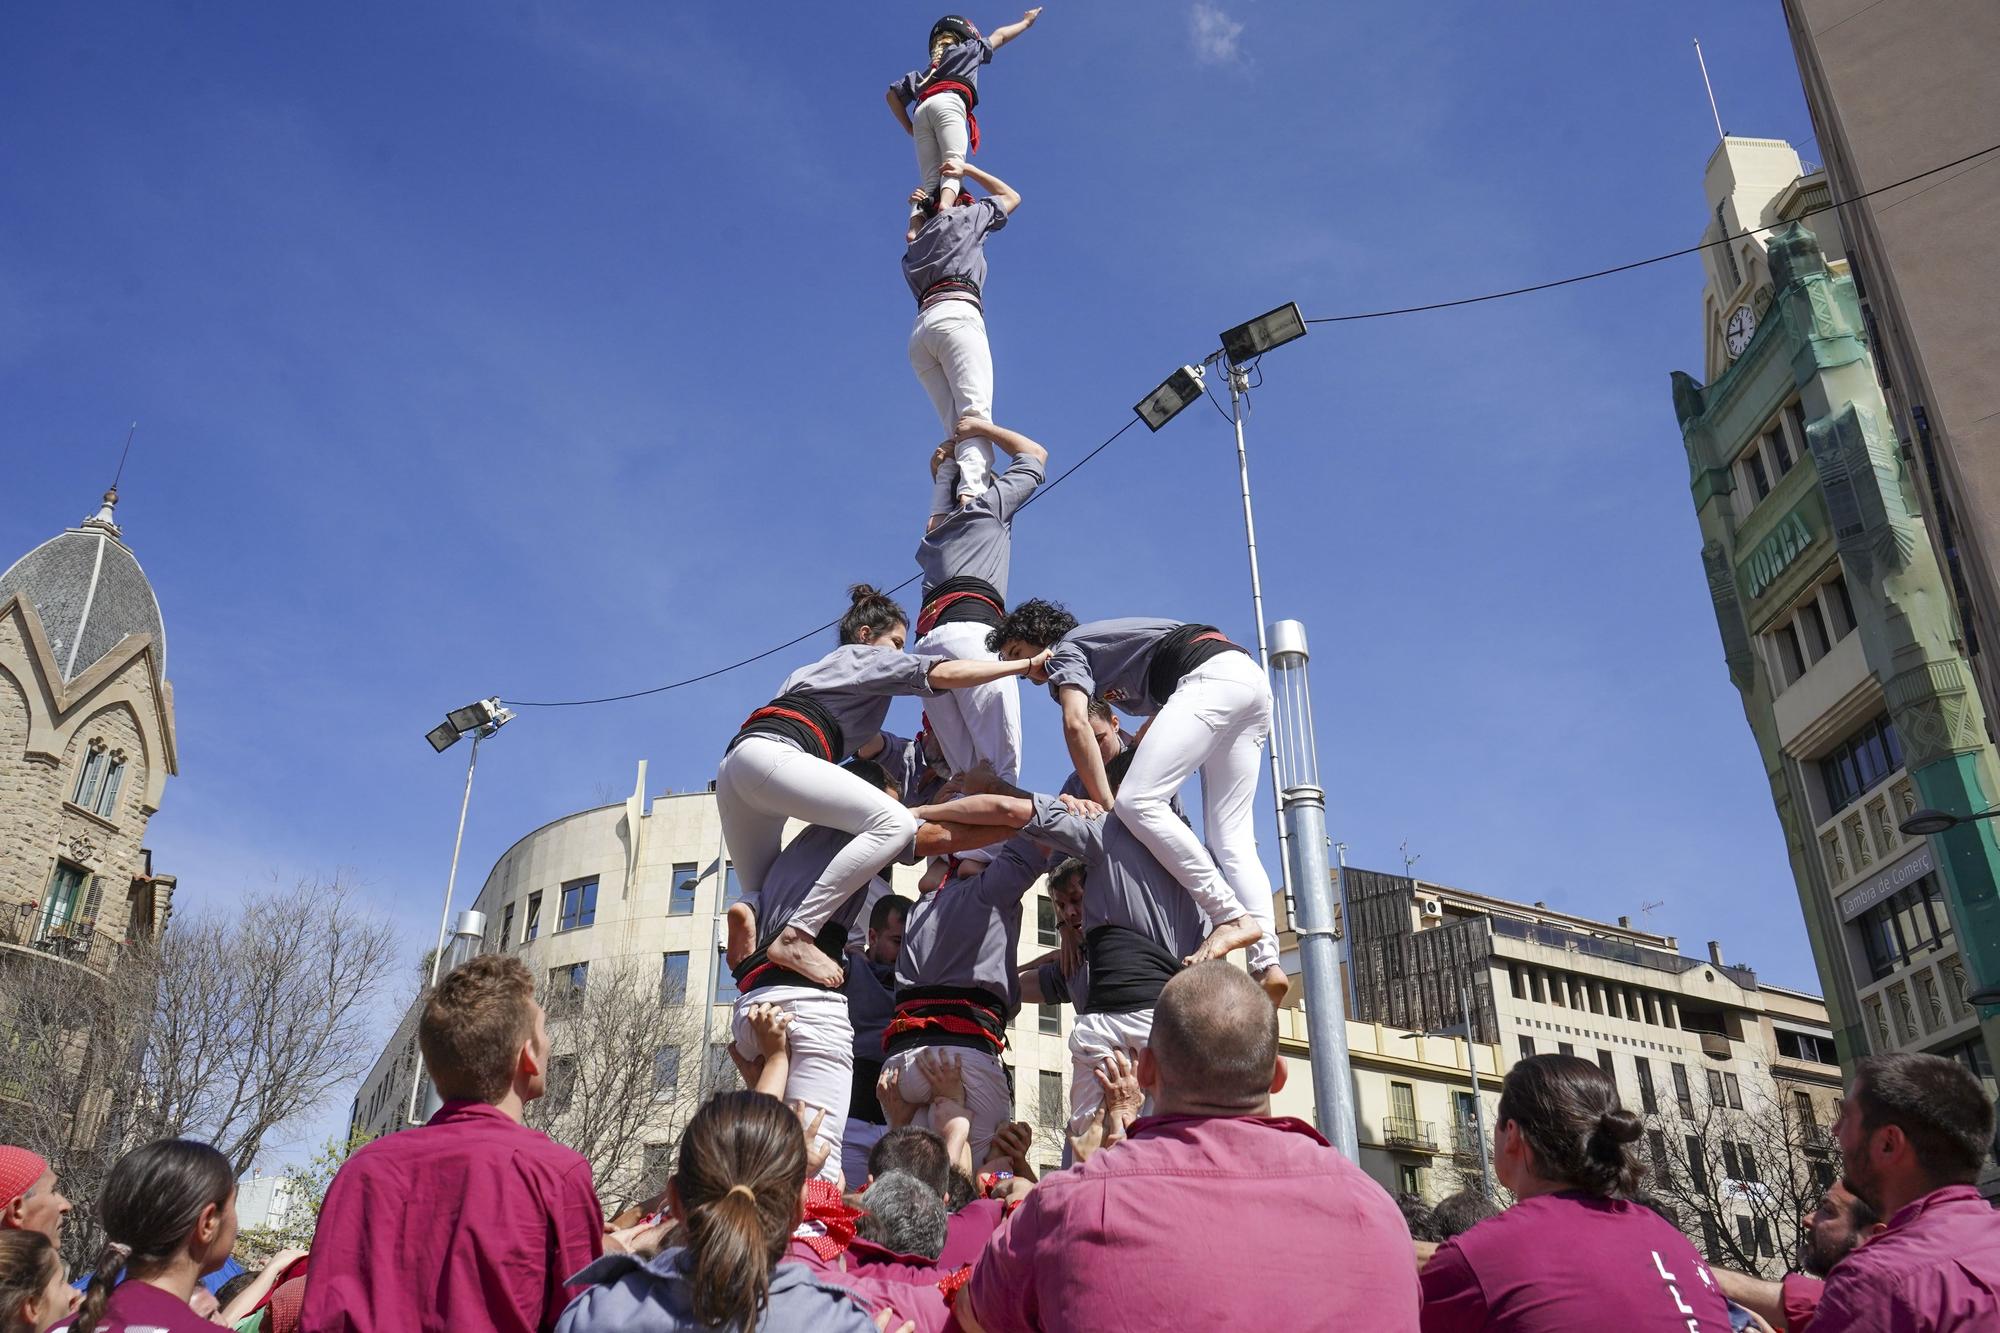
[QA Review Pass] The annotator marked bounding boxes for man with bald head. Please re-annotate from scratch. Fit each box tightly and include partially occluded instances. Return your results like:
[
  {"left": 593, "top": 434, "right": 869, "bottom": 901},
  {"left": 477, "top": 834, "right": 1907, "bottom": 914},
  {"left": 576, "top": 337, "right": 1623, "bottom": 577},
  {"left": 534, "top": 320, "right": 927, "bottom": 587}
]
[{"left": 958, "top": 962, "right": 1421, "bottom": 1332}]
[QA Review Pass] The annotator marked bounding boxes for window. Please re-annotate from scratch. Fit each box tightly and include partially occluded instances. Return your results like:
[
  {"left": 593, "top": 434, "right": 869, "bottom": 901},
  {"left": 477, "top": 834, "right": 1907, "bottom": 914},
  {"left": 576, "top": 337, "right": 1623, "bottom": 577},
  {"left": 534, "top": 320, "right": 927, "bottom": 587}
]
[
  {"left": 558, "top": 878, "right": 599, "bottom": 932},
  {"left": 1686, "top": 1139, "right": 1709, "bottom": 1192},
  {"left": 1518, "top": 1035, "right": 1536, "bottom": 1060},
  {"left": 1390, "top": 1081, "right": 1417, "bottom": 1122},
  {"left": 653, "top": 1047, "right": 681, "bottom": 1100},
  {"left": 524, "top": 891, "right": 543, "bottom": 942},
  {"left": 1037, "top": 897, "right": 1058, "bottom": 947},
  {"left": 1706, "top": 1068, "right": 1726, "bottom": 1104},
  {"left": 1722, "top": 1141, "right": 1741, "bottom": 1180},
  {"left": 1672, "top": 1064, "right": 1694, "bottom": 1115},
  {"left": 1857, "top": 873, "right": 1953, "bottom": 980},
  {"left": 1397, "top": 1163, "right": 1424, "bottom": 1196},
  {"left": 1558, "top": 1042, "right": 1575, "bottom": 1058},
  {"left": 1039, "top": 1002, "right": 1061, "bottom": 1035},
  {"left": 1737, "top": 1142, "right": 1758, "bottom": 1183},
  {"left": 1742, "top": 448, "right": 1772, "bottom": 503},
  {"left": 1700, "top": 1211, "right": 1722, "bottom": 1261},
  {"left": 1774, "top": 622, "right": 1808, "bottom": 682},
  {"left": 1785, "top": 401, "right": 1811, "bottom": 463},
  {"left": 1792, "top": 1088, "right": 1819, "bottom": 1131},
  {"left": 714, "top": 949, "right": 738, "bottom": 1003},
  {"left": 1648, "top": 1129, "right": 1672, "bottom": 1184},
  {"left": 661, "top": 951, "right": 690, "bottom": 1006},
  {"left": 71, "top": 747, "right": 125, "bottom": 819},
  {"left": 548, "top": 1055, "right": 578, "bottom": 1112},
  {"left": 669, "top": 863, "right": 698, "bottom": 916},
  {"left": 641, "top": 1143, "right": 673, "bottom": 1193},
  {"left": 35, "top": 863, "right": 91, "bottom": 941},
  {"left": 1038, "top": 1071, "right": 1064, "bottom": 1127},
  {"left": 1597, "top": 1050, "right": 1616, "bottom": 1081},
  {"left": 1798, "top": 599, "right": 1832, "bottom": 659},
  {"left": 1509, "top": 965, "right": 1524, "bottom": 1000},
  {"left": 1636, "top": 1059, "right": 1659, "bottom": 1114},
  {"left": 499, "top": 902, "right": 515, "bottom": 949},
  {"left": 1827, "top": 574, "right": 1857, "bottom": 637},
  {"left": 1819, "top": 714, "right": 1902, "bottom": 815},
  {"left": 1717, "top": 203, "right": 1741, "bottom": 288},
  {"left": 1754, "top": 1217, "right": 1774, "bottom": 1258},
  {"left": 725, "top": 864, "right": 742, "bottom": 905},
  {"left": 550, "top": 962, "right": 588, "bottom": 1012},
  {"left": 1451, "top": 1090, "right": 1478, "bottom": 1146},
  {"left": 1777, "top": 1030, "right": 1836, "bottom": 1067},
  {"left": 1737, "top": 1215, "right": 1757, "bottom": 1253},
  {"left": 1722, "top": 1072, "right": 1743, "bottom": 1110},
  {"left": 1810, "top": 1158, "right": 1837, "bottom": 1190},
  {"left": 1766, "top": 423, "right": 1795, "bottom": 477}
]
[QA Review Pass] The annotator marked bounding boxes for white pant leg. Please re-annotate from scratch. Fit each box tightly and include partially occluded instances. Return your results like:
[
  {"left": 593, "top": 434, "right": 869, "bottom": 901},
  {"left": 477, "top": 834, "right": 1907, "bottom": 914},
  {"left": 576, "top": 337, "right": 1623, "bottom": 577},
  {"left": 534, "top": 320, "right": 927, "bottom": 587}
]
[
  {"left": 733, "top": 988, "right": 854, "bottom": 1184},
  {"left": 915, "top": 622, "right": 1022, "bottom": 784},
  {"left": 1195, "top": 652, "right": 1280, "bottom": 973},
  {"left": 721, "top": 737, "right": 919, "bottom": 938},
  {"left": 912, "top": 94, "right": 968, "bottom": 194},
  {"left": 933, "top": 305, "right": 994, "bottom": 499},
  {"left": 715, "top": 736, "right": 798, "bottom": 913},
  {"left": 881, "top": 1045, "right": 1013, "bottom": 1167},
  {"left": 1115, "top": 674, "right": 1248, "bottom": 933},
  {"left": 1066, "top": 1010, "right": 1155, "bottom": 1139},
  {"left": 842, "top": 1120, "right": 888, "bottom": 1188}
]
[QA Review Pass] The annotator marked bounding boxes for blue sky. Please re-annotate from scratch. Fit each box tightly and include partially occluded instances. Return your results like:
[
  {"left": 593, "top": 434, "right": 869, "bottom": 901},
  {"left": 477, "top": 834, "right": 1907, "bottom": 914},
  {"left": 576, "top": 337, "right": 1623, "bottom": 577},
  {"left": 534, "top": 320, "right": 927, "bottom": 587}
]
[{"left": 6, "top": 3, "right": 1828, "bottom": 1158}]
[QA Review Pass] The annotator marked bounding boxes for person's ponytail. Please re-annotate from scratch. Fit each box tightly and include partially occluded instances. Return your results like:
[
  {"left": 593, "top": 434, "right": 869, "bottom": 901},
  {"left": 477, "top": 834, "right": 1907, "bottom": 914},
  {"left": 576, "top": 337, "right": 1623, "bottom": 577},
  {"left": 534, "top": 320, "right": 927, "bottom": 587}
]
[
  {"left": 676, "top": 1093, "right": 807, "bottom": 1333},
  {"left": 71, "top": 1241, "right": 130, "bottom": 1333},
  {"left": 1497, "top": 1055, "right": 1648, "bottom": 1199}
]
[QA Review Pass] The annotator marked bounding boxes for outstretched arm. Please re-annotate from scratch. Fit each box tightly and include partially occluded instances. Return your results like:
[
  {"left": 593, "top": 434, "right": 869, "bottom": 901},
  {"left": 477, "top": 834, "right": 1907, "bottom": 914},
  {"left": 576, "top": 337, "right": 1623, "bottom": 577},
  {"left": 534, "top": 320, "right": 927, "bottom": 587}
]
[
  {"left": 954, "top": 416, "right": 1045, "bottom": 466},
  {"left": 949, "top": 159, "right": 1020, "bottom": 213},
  {"left": 928, "top": 650, "right": 1048, "bottom": 691},
  {"left": 985, "top": 8, "right": 1042, "bottom": 50},
  {"left": 910, "top": 793, "right": 1035, "bottom": 828},
  {"left": 1059, "top": 687, "right": 1113, "bottom": 806},
  {"left": 886, "top": 86, "right": 915, "bottom": 133},
  {"left": 914, "top": 819, "right": 1018, "bottom": 855}
]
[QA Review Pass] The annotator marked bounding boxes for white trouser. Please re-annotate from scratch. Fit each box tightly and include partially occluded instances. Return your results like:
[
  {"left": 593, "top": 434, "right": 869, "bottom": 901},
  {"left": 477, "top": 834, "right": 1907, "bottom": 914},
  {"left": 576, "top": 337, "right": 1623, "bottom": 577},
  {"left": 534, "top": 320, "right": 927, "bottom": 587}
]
[
  {"left": 1066, "top": 1010, "right": 1156, "bottom": 1138},
  {"left": 912, "top": 93, "right": 969, "bottom": 201},
  {"left": 916, "top": 621, "right": 1021, "bottom": 785},
  {"left": 882, "top": 1044, "right": 1014, "bottom": 1167},
  {"left": 716, "top": 736, "right": 918, "bottom": 935},
  {"left": 908, "top": 301, "right": 994, "bottom": 501},
  {"left": 1117, "top": 650, "right": 1281, "bottom": 973},
  {"left": 842, "top": 1118, "right": 888, "bottom": 1188},
  {"left": 733, "top": 987, "right": 852, "bottom": 1184}
]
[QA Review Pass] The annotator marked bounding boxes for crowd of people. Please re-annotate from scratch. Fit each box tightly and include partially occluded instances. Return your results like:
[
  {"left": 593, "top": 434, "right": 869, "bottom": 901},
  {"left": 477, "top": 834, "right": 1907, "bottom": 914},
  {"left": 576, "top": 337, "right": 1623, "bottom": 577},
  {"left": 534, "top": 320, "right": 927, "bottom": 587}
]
[{"left": 5, "top": 8, "right": 1998, "bottom": 1332}]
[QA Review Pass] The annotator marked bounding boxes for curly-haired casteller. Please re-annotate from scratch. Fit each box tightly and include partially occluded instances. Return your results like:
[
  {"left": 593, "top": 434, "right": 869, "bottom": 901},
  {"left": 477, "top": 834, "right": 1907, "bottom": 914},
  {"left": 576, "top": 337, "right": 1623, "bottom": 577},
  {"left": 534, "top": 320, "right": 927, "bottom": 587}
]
[
  {"left": 985, "top": 597, "right": 1078, "bottom": 655},
  {"left": 1496, "top": 1053, "right": 1647, "bottom": 1199},
  {"left": 840, "top": 584, "right": 908, "bottom": 645}
]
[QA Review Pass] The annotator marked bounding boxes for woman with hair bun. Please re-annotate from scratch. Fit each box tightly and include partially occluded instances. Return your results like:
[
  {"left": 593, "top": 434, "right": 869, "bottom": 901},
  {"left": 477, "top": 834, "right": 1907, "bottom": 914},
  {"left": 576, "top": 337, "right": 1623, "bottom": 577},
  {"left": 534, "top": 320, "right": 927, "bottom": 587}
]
[
  {"left": 1420, "top": 1054, "right": 1732, "bottom": 1332},
  {"left": 556, "top": 1092, "right": 907, "bottom": 1333},
  {"left": 63, "top": 1139, "right": 237, "bottom": 1333},
  {"left": 719, "top": 584, "right": 1046, "bottom": 989}
]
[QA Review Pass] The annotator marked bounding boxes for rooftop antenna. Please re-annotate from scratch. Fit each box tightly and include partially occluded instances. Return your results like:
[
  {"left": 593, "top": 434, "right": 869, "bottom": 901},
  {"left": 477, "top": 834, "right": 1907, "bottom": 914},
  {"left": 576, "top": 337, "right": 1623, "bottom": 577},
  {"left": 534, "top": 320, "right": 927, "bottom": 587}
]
[
  {"left": 1400, "top": 840, "right": 1421, "bottom": 883},
  {"left": 1640, "top": 898, "right": 1666, "bottom": 927},
  {"left": 1693, "top": 39, "right": 1725, "bottom": 143},
  {"left": 111, "top": 421, "right": 137, "bottom": 491}
]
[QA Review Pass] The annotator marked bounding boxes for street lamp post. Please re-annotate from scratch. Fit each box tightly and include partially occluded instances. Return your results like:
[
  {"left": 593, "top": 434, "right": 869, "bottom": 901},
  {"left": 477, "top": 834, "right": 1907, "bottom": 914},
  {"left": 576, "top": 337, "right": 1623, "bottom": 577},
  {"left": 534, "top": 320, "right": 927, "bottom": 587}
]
[
  {"left": 409, "top": 697, "right": 514, "bottom": 1125},
  {"left": 1397, "top": 983, "right": 1494, "bottom": 1199},
  {"left": 418, "top": 909, "right": 489, "bottom": 1121}
]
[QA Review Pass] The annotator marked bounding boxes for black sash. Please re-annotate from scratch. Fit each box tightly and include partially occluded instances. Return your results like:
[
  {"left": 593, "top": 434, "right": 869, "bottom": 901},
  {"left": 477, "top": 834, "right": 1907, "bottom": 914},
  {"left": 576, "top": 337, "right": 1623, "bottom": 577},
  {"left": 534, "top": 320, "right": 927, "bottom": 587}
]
[
  {"left": 1084, "top": 923, "right": 1183, "bottom": 1013},
  {"left": 919, "top": 275, "right": 983, "bottom": 310},
  {"left": 732, "top": 919, "right": 849, "bottom": 995},
  {"left": 728, "top": 691, "right": 846, "bottom": 764},
  {"left": 919, "top": 574, "right": 1005, "bottom": 632},
  {"left": 1145, "top": 624, "right": 1248, "bottom": 709},
  {"left": 883, "top": 985, "right": 1009, "bottom": 1057}
]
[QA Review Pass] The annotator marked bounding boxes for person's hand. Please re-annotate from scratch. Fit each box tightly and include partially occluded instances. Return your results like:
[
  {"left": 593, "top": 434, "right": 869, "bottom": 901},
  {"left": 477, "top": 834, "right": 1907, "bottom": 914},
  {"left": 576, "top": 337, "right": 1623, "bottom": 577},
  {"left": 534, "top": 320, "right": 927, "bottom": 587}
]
[
  {"left": 1057, "top": 793, "right": 1103, "bottom": 818},
  {"left": 939, "top": 159, "right": 965, "bottom": 178},
  {"left": 873, "top": 1311, "right": 917, "bottom": 1333},
  {"left": 985, "top": 1120, "right": 1036, "bottom": 1181},
  {"left": 878, "top": 1065, "right": 919, "bottom": 1129},
  {"left": 603, "top": 1217, "right": 674, "bottom": 1258},
  {"left": 1021, "top": 7, "right": 1042, "bottom": 24},
  {"left": 746, "top": 1002, "right": 791, "bottom": 1059},
  {"left": 268, "top": 1247, "right": 308, "bottom": 1272},
  {"left": 910, "top": 185, "right": 930, "bottom": 205},
  {"left": 1740, "top": 1310, "right": 1778, "bottom": 1333},
  {"left": 930, "top": 441, "right": 954, "bottom": 478},
  {"left": 1024, "top": 648, "right": 1053, "bottom": 681},
  {"left": 954, "top": 760, "right": 1001, "bottom": 796},
  {"left": 952, "top": 413, "right": 992, "bottom": 441},
  {"left": 1059, "top": 922, "right": 1083, "bottom": 979},
  {"left": 793, "top": 1102, "right": 832, "bottom": 1179},
  {"left": 725, "top": 1041, "right": 766, "bottom": 1089},
  {"left": 190, "top": 1286, "right": 220, "bottom": 1321},
  {"left": 916, "top": 1047, "right": 965, "bottom": 1104},
  {"left": 1095, "top": 1049, "right": 1143, "bottom": 1142}
]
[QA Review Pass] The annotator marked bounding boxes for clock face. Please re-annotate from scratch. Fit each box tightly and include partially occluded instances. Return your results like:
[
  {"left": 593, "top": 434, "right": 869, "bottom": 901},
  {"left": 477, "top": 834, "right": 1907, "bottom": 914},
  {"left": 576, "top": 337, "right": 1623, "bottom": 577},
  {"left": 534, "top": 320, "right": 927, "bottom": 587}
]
[{"left": 1726, "top": 304, "right": 1757, "bottom": 357}]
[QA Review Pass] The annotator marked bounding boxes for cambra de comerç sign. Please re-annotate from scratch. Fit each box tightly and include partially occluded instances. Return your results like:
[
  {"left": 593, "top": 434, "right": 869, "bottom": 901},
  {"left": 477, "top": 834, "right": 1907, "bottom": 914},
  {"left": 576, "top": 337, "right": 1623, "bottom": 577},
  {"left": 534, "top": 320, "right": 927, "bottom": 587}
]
[{"left": 1741, "top": 509, "right": 1815, "bottom": 600}]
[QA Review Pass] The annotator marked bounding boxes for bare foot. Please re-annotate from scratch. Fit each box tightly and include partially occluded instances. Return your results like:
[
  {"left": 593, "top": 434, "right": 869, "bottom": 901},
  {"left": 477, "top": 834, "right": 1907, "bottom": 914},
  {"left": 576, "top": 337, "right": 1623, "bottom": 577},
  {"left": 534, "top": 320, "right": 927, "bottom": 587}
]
[
  {"left": 906, "top": 222, "right": 921, "bottom": 243},
  {"left": 1258, "top": 965, "right": 1291, "bottom": 1007},
  {"left": 724, "top": 903, "right": 757, "bottom": 968},
  {"left": 765, "top": 925, "right": 844, "bottom": 988},
  {"left": 1185, "top": 915, "right": 1263, "bottom": 966}
]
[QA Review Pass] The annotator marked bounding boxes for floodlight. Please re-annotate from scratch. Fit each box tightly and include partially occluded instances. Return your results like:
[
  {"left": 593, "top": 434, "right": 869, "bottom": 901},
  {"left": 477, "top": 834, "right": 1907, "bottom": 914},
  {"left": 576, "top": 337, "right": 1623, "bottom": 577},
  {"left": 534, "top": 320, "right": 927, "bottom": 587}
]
[
  {"left": 447, "top": 699, "right": 498, "bottom": 734},
  {"left": 1898, "top": 806, "right": 2000, "bottom": 837},
  {"left": 1972, "top": 981, "right": 2000, "bottom": 1007},
  {"left": 425, "top": 721, "right": 462, "bottom": 753},
  {"left": 1220, "top": 302, "right": 1307, "bottom": 366},
  {"left": 1135, "top": 364, "right": 1207, "bottom": 432}
]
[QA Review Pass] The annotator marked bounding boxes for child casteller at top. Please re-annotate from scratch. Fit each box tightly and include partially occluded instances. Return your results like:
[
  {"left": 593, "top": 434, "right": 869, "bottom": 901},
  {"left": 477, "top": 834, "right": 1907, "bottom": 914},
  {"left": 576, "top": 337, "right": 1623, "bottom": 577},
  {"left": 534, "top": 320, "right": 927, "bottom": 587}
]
[{"left": 886, "top": 9, "right": 1042, "bottom": 244}]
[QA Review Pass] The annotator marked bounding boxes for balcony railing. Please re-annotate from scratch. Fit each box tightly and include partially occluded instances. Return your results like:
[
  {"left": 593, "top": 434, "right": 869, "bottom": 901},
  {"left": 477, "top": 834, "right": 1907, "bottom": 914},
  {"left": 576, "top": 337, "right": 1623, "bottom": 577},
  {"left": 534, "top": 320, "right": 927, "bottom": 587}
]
[
  {"left": 1449, "top": 1118, "right": 1484, "bottom": 1159},
  {"left": 1383, "top": 1116, "right": 1437, "bottom": 1151},
  {"left": 0, "top": 907, "right": 121, "bottom": 973},
  {"left": 1698, "top": 1032, "right": 1732, "bottom": 1059}
]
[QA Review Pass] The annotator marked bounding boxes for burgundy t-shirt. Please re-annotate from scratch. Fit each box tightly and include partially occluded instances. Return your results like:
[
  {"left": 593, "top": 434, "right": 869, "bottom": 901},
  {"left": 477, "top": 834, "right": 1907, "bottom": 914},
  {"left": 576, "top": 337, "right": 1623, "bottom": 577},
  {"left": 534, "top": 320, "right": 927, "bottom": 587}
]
[
  {"left": 299, "top": 1101, "right": 604, "bottom": 1333},
  {"left": 937, "top": 1197, "right": 1004, "bottom": 1269},
  {"left": 1421, "top": 1192, "right": 1732, "bottom": 1332},
  {"left": 1807, "top": 1184, "right": 2000, "bottom": 1333},
  {"left": 53, "top": 1280, "right": 214, "bottom": 1333}
]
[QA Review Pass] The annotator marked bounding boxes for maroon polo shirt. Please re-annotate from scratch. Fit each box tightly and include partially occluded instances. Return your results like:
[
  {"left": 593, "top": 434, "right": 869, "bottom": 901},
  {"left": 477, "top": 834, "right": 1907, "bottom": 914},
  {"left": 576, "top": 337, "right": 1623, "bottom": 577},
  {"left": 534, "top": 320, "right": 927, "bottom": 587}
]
[
  {"left": 937, "top": 1197, "right": 1004, "bottom": 1269},
  {"left": 1420, "top": 1191, "right": 1732, "bottom": 1332},
  {"left": 967, "top": 1115, "right": 1419, "bottom": 1332},
  {"left": 788, "top": 1240, "right": 956, "bottom": 1333},
  {"left": 299, "top": 1100, "right": 604, "bottom": 1333},
  {"left": 1781, "top": 1272, "right": 1825, "bottom": 1330},
  {"left": 1806, "top": 1184, "right": 2000, "bottom": 1333},
  {"left": 52, "top": 1279, "right": 213, "bottom": 1332}
]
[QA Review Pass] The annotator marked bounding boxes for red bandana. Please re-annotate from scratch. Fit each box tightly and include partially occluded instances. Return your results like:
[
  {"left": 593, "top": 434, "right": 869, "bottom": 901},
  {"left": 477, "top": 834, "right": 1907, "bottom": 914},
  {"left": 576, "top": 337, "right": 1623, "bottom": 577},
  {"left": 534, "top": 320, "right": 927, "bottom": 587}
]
[{"left": 797, "top": 1179, "right": 862, "bottom": 1262}]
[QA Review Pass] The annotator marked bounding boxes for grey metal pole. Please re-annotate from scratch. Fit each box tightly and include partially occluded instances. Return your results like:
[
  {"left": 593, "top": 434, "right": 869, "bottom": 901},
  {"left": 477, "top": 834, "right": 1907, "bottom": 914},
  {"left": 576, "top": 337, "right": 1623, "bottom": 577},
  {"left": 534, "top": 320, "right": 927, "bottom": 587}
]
[
  {"left": 1461, "top": 980, "right": 1493, "bottom": 1196},
  {"left": 1267, "top": 619, "right": 1358, "bottom": 1160},
  {"left": 698, "top": 800, "right": 730, "bottom": 1099},
  {"left": 419, "top": 910, "right": 489, "bottom": 1121},
  {"left": 1334, "top": 841, "right": 1355, "bottom": 1008},
  {"left": 1227, "top": 367, "right": 1293, "bottom": 899},
  {"left": 409, "top": 732, "right": 481, "bottom": 1125}
]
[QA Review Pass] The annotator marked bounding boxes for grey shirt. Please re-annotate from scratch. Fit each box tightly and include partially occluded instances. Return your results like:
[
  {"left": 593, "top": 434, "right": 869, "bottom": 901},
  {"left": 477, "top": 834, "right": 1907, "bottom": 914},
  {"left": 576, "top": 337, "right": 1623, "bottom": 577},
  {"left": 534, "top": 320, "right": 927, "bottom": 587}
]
[
  {"left": 771, "top": 644, "right": 939, "bottom": 756},
  {"left": 895, "top": 836, "right": 1043, "bottom": 1016},
  {"left": 558, "top": 1247, "right": 880, "bottom": 1333},
  {"left": 915, "top": 454, "right": 1043, "bottom": 600},
  {"left": 1043, "top": 618, "right": 1186, "bottom": 718},
  {"left": 902, "top": 198, "right": 1008, "bottom": 303},
  {"left": 1022, "top": 793, "right": 1207, "bottom": 985},
  {"left": 1058, "top": 729, "right": 1184, "bottom": 816},
  {"left": 752, "top": 825, "right": 910, "bottom": 954},
  {"left": 877, "top": 730, "right": 948, "bottom": 806},
  {"left": 844, "top": 955, "right": 899, "bottom": 1063},
  {"left": 1037, "top": 957, "right": 1088, "bottom": 1015},
  {"left": 891, "top": 35, "right": 993, "bottom": 106}
]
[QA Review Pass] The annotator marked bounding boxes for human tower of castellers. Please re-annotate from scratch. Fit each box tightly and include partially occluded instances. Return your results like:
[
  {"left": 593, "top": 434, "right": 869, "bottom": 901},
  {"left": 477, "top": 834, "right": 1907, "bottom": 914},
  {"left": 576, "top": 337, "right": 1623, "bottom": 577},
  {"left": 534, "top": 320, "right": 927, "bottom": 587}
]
[{"left": 712, "top": 4, "right": 1286, "bottom": 1189}]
